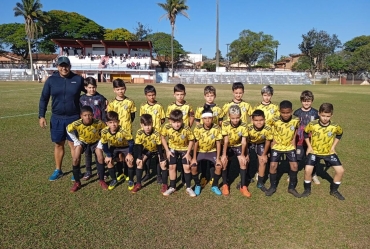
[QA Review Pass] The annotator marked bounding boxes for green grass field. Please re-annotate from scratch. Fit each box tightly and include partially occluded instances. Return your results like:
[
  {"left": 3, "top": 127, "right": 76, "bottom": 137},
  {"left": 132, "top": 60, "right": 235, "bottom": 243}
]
[{"left": 1, "top": 82, "right": 370, "bottom": 249}]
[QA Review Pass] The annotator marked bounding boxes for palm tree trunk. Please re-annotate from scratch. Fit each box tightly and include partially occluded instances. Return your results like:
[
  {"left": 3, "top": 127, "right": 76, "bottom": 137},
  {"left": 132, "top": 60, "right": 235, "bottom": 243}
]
[
  {"left": 171, "top": 23, "right": 174, "bottom": 77},
  {"left": 28, "top": 37, "right": 34, "bottom": 81}
]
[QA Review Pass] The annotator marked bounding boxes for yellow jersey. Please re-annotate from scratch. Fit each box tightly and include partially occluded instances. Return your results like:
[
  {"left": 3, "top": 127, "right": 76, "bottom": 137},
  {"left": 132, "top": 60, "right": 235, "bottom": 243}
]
[
  {"left": 135, "top": 128, "right": 162, "bottom": 153},
  {"left": 161, "top": 123, "right": 194, "bottom": 151},
  {"left": 195, "top": 104, "right": 224, "bottom": 125},
  {"left": 193, "top": 124, "right": 222, "bottom": 152},
  {"left": 139, "top": 102, "right": 166, "bottom": 131},
  {"left": 254, "top": 102, "right": 280, "bottom": 122},
  {"left": 246, "top": 124, "right": 274, "bottom": 144},
  {"left": 66, "top": 119, "right": 106, "bottom": 144},
  {"left": 267, "top": 116, "right": 300, "bottom": 151},
  {"left": 221, "top": 121, "right": 248, "bottom": 147},
  {"left": 107, "top": 97, "right": 136, "bottom": 135},
  {"left": 100, "top": 126, "right": 133, "bottom": 148},
  {"left": 223, "top": 100, "right": 253, "bottom": 123},
  {"left": 166, "top": 101, "right": 194, "bottom": 126}
]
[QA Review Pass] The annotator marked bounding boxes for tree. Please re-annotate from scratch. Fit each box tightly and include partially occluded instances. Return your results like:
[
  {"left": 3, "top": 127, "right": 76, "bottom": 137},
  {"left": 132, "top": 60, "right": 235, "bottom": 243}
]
[
  {"left": 325, "top": 52, "right": 348, "bottom": 74},
  {"left": 201, "top": 61, "right": 216, "bottom": 72},
  {"left": 104, "top": 28, "right": 135, "bottom": 41},
  {"left": 157, "top": 0, "right": 189, "bottom": 77},
  {"left": 144, "top": 32, "right": 186, "bottom": 72},
  {"left": 343, "top": 35, "right": 370, "bottom": 52},
  {"left": 0, "top": 23, "right": 29, "bottom": 58},
  {"left": 228, "top": 29, "right": 279, "bottom": 69},
  {"left": 291, "top": 56, "right": 312, "bottom": 72},
  {"left": 133, "top": 22, "right": 152, "bottom": 41},
  {"left": 213, "top": 49, "right": 224, "bottom": 61},
  {"left": 346, "top": 43, "right": 370, "bottom": 73},
  {"left": 14, "top": 0, "right": 49, "bottom": 80},
  {"left": 298, "top": 29, "right": 341, "bottom": 76}
]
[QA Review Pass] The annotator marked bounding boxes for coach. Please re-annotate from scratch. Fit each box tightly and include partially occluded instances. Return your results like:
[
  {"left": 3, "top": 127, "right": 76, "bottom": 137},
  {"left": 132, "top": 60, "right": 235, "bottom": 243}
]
[{"left": 39, "top": 57, "right": 85, "bottom": 181}]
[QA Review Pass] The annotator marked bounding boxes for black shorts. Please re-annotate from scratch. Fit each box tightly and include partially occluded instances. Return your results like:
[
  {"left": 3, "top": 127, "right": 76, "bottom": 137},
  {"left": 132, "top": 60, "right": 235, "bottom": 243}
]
[
  {"left": 142, "top": 149, "right": 159, "bottom": 158},
  {"left": 169, "top": 149, "right": 189, "bottom": 165},
  {"left": 270, "top": 149, "right": 297, "bottom": 163},
  {"left": 295, "top": 144, "right": 307, "bottom": 161},
  {"left": 110, "top": 146, "right": 130, "bottom": 160},
  {"left": 306, "top": 153, "right": 342, "bottom": 167},
  {"left": 81, "top": 141, "right": 99, "bottom": 154},
  {"left": 227, "top": 146, "right": 242, "bottom": 158},
  {"left": 196, "top": 151, "right": 219, "bottom": 166},
  {"left": 249, "top": 143, "right": 267, "bottom": 157}
]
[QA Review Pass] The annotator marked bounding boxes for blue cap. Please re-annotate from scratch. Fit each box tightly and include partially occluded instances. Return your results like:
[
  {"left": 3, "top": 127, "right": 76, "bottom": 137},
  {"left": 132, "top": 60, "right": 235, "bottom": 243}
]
[{"left": 56, "top": 56, "right": 71, "bottom": 66}]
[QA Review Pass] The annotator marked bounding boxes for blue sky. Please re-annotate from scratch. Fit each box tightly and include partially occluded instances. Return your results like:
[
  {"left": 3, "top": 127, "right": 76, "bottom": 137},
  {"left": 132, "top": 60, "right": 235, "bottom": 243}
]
[{"left": 1, "top": 0, "right": 369, "bottom": 59}]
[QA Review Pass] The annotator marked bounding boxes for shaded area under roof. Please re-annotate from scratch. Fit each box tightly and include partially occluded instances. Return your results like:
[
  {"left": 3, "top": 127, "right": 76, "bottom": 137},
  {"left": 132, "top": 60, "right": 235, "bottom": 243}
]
[{"left": 51, "top": 39, "right": 152, "bottom": 49}]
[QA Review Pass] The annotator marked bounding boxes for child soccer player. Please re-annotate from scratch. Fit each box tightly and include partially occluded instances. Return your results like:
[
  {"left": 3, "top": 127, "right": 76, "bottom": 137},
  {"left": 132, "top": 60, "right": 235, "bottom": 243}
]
[
  {"left": 265, "top": 100, "right": 301, "bottom": 198},
  {"left": 223, "top": 82, "right": 253, "bottom": 124},
  {"left": 134, "top": 114, "right": 167, "bottom": 193},
  {"left": 107, "top": 78, "right": 136, "bottom": 180},
  {"left": 301, "top": 103, "right": 345, "bottom": 200},
  {"left": 191, "top": 106, "right": 223, "bottom": 196},
  {"left": 79, "top": 77, "right": 107, "bottom": 180},
  {"left": 293, "top": 90, "right": 320, "bottom": 184},
  {"left": 221, "top": 105, "right": 250, "bottom": 197},
  {"left": 139, "top": 85, "right": 166, "bottom": 183},
  {"left": 161, "top": 110, "right": 195, "bottom": 197},
  {"left": 66, "top": 106, "right": 106, "bottom": 192},
  {"left": 99, "top": 111, "right": 135, "bottom": 191},
  {"left": 247, "top": 110, "right": 273, "bottom": 192},
  {"left": 254, "top": 85, "right": 279, "bottom": 122}
]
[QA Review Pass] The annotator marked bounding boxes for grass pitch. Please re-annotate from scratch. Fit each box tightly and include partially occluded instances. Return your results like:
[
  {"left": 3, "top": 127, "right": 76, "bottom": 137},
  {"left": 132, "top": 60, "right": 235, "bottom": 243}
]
[{"left": 0, "top": 82, "right": 369, "bottom": 249}]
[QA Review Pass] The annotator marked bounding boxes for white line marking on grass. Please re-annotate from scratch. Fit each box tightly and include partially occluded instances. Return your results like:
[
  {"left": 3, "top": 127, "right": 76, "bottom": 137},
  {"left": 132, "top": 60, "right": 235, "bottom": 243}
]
[
  {"left": 0, "top": 87, "right": 41, "bottom": 93},
  {"left": 0, "top": 111, "right": 50, "bottom": 119}
]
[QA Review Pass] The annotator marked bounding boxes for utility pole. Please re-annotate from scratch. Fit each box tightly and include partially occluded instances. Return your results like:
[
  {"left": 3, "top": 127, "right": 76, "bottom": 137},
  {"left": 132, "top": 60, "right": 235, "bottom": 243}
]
[
  {"left": 226, "top": 43, "right": 230, "bottom": 72},
  {"left": 215, "top": 0, "right": 219, "bottom": 71}
]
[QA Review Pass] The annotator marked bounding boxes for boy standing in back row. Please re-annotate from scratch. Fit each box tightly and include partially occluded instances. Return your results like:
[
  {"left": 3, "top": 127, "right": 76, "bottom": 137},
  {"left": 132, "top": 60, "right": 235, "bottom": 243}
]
[{"left": 223, "top": 82, "right": 253, "bottom": 124}]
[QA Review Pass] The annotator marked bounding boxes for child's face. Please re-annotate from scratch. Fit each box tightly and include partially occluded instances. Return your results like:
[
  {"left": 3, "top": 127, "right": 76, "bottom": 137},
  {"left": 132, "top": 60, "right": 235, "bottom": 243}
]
[
  {"left": 174, "top": 91, "right": 185, "bottom": 103},
  {"left": 262, "top": 93, "right": 272, "bottom": 103},
  {"left": 85, "top": 84, "right": 97, "bottom": 96},
  {"left": 106, "top": 120, "right": 119, "bottom": 132},
  {"left": 301, "top": 99, "right": 313, "bottom": 110},
  {"left": 232, "top": 88, "right": 244, "bottom": 101},
  {"left": 145, "top": 92, "right": 156, "bottom": 104},
  {"left": 252, "top": 115, "right": 265, "bottom": 129},
  {"left": 229, "top": 113, "right": 241, "bottom": 126},
  {"left": 202, "top": 117, "right": 213, "bottom": 128},
  {"left": 141, "top": 123, "right": 153, "bottom": 134},
  {"left": 114, "top": 87, "right": 126, "bottom": 98},
  {"left": 81, "top": 111, "right": 93, "bottom": 125},
  {"left": 280, "top": 108, "right": 293, "bottom": 121},
  {"left": 319, "top": 112, "right": 332, "bottom": 125},
  {"left": 204, "top": 93, "right": 216, "bottom": 104},
  {"left": 170, "top": 120, "right": 183, "bottom": 130}
]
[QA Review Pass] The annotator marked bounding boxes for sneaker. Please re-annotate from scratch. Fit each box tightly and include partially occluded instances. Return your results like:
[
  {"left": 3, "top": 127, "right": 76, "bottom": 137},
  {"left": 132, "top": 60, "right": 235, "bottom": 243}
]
[
  {"left": 211, "top": 186, "right": 222, "bottom": 196},
  {"left": 186, "top": 188, "right": 196, "bottom": 197},
  {"left": 222, "top": 184, "right": 229, "bottom": 196},
  {"left": 131, "top": 183, "right": 142, "bottom": 193},
  {"left": 194, "top": 185, "right": 201, "bottom": 196},
  {"left": 301, "top": 189, "right": 311, "bottom": 198},
  {"left": 330, "top": 190, "right": 345, "bottom": 200},
  {"left": 240, "top": 186, "right": 252, "bottom": 197},
  {"left": 108, "top": 180, "right": 118, "bottom": 190},
  {"left": 83, "top": 171, "right": 92, "bottom": 181},
  {"left": 156, "top": 175, "right": 163, "bottom": 184},
  {"left": 142, "top": 174, "right": 150, "bottom": 182},
  {"left": 235, "top": 181, "right": 241, "bottom": 190},
  {"left": 208, "top": 178, "right": 214, "bottom": 186},
  {"left": 125, "top": 176, "right": 129, "bottom": 181},
  {"left": 312, "top": 175, "right": 321, "bottom": 184},
  {"left": 127, "top": 181, "right": 134, "bottom": 191},
  {"left": 161, "top": 184, "right": 168, "bottom": 193},
  {"left": 49, "top": 169, "right": 63, "bottom": 181},
  {"left": 70, "top": 182, "right": 81, "bottom": 192},
  {"left": 200, "top": 177, "right": 207, "bottom": 188},
  {"left": 257, "top": 183, "right": 268, "bottom": 192},
  {"left": 265, "top": 187, "right": 276, "bottom": 196},
  {"left": 99, "top": 180, "right": 108, "bottom": 190},
  {"left": 288, "top": 188, "right": 301, "bottom": 198},
  {"left": 117, "top": 173, "right": 126, "bottom": 181},
  {"left": 163, "top": 187, "right": 176, "bottom": 196}
]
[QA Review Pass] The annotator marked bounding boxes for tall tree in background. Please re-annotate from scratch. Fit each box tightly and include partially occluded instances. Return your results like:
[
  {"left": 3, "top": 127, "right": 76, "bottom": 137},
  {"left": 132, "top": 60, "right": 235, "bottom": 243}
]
[
  {"left": 14, "top": 0, "right": 49, "bottom": 80},
  {"left": 133, "top": 22, "right": 152, "bottom": 41},
  {"left": 157, "top": 0, "right": 189, "bottom": 77}
]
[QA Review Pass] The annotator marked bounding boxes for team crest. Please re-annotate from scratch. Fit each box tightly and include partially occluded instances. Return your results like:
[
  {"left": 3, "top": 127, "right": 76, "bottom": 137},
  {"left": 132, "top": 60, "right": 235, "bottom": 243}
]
[
  {"left": 261, "top": 135, "right": 265, "bottom": 139},
  {"left": 290, "top": 126, "right": 295, "bottom": 131},
  {"left": 327, "top": 132, "right": 332, "bottom": 137},
  {"left": 213, "top": 111, "right": 218, "bottom": 116},
  {"left": 124, "top": 105, "right": 128, "bottom": 110},
  {"left": 242, "top": 107, "right": 246, "bottom": 112},
  {"left": 270, "top": 109, "right": 274, "bottom": 114},
  {"left": 94, "top": 100, "right": 99, "bottom": 105},
  {"left": 210, "top": 134, "right": 215, "bottom": 139},
  {"left": 153, "top": 109, "right": 158, "bottom": 115},
  {"left": 238, "top": 131, "right": 242, "bottom": 137},
  {"left": 118, "top": 138, "right": 123, "bottom": 142},
  {"left": 92, "top": 129, "right": 96, "bottom": 133},
  {"left": 182, "top": 111, "right": 187, "bottom": 116},
  {"left": 181, "top": 135, "right": 185, "bottom": 140}
]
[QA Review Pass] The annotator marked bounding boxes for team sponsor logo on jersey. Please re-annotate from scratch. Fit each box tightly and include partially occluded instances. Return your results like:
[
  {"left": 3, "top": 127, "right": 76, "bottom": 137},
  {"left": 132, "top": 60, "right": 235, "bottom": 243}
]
[
  {"left": 71, "top": 81, "right": 76, "bottom": 84},
  {"left": 327, "top": 132, "right": 332, "bottom": 137}
]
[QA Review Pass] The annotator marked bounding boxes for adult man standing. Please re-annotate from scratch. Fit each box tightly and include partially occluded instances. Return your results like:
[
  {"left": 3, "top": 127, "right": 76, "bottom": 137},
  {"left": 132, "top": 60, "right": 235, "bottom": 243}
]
[{"left": 39, "top": 57, "right": 85, "bottom": 181}]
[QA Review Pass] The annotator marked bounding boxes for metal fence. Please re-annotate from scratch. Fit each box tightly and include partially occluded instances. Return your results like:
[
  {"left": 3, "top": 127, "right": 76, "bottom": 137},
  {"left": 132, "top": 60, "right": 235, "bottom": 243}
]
[{"left": 0, "top": 69, "right": 34, "bottom": 81}]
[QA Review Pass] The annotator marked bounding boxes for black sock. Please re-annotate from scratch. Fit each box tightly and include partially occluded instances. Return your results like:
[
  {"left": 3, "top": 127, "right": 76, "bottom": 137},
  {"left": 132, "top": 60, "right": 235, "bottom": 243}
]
[
  {"left": 85, "top": 153, "right": 92, "bottom": 173},
  {"left": 162, "top": 170, "right": 168, "bottom": 185},
  {"left": 210, "top": 166, "right": 215, "bottom": 180},
  {"left": 184, "top": 173, "right": 191, "bottom": 188},
  {"left": 108, "top": 167, "right": 117, "bottom": 181},
  {"left": 192, "top": 173, "right": 200, "bottom": 186},
  {"left": 156, "top": 163, "right": 161, "bottom": 177},
  {"left": 73, "top": 165, "right": 81, "bottom": 183},
  {"left": 269, "top": 173, "right": 277, "bottom": 188},
  {"left": 222, "top": 169, "right": 228, "bottom": 185},
  {"left": 213, "top": 173, "right": 221, "bottom": 187},
  {"left": 136, "top": 168, "right": 143, "bottom": 184},
  {"left": 128, "top": 167, "right": 134, "bottom": 181},
  {"left": 258, "top": 175, "right": 264, "bottom": 185},
  {"left": 123, "top": 163, "right": 128, "bottom": 177},
  {"left": 288, "top": 170, "right": 298, "bottom": 189},
  {"left": 200, "top": 161, "right": 207, "bottom": 179},
  {"left": 116, "top": 162, "right": 123, "bottom": 175},
  {"left": 240, "top": 169, "right": 246, "bottom": 187},
  {"left": 170, "top": 179, "right": 176, "bottom": 188},
  {"left": 330, "top": 182, "right": 340, "bottom": 192},
  {"left": 304, "top": 181, "right": 312, "bottom": 191},
  {"left": 145, "top": 159, "right": 150, "bottom": 174},
  {"left": 96, "top": 162, "right": 105, "bottom": 181}
]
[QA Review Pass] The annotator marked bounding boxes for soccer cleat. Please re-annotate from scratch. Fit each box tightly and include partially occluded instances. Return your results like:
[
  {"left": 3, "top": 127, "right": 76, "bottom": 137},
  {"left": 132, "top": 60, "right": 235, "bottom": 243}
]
[
  {"left": 125, "top": 176, "right": 129, "bottom": 181},
  {"left": 330, "top": 190, "right": 345, "bottom": 200},
  {"left": 131, "top": 183, "right": 142, "bottom": 193},
  {"left": 83, "top": 171, "right": 92, "bottom": 181},
  {"left": 222, "top": 184, "right": 229, "bottom": 196},
  {"left": 141, "top": 174, "right": 150, "bottom": 182},
  {"left": 70, "top": 182, "right": 81, "bottom": 192},
  {"left": 288, "top": 188, "right": 301, "bottom": 198},
  {"left": 156, "top": 175, "right": 163, "bottom": 184},
  {"left": 312, "top": 175, "right": 321, "bottom": 184},
  {"left": 108, "top": 180, "right": 118, "bottom": 190},
  {"left": 117, "top": 173, "right": 126, "bottom": 182},
  {"left": 257, "top": 183, "right": 268, "bottom": 192},
  {"left": 99, "top": 180, "right": 108, "bottom": 190},
  {"left": 127, "top": 181, "right": 134, "bottom": 190},
  {"left": 200, "top": 177, "right": 207, "bottom": 188},
  {"left": 161, "top": 184, "right": 168, "bottom": 193},
  {"left": 208, "top": 178, "right": 214, "bottom": 186},
  {"left": 240, "top": 186, "right": 252, "bottom": 198},
  {"left": 194, "top": 185, "right": 201, "bottom": 196},
  {"left": 163, "top": 187, "right": 176, "bottom": 196},
  {"left": 49, "top": 169, "right": 63, "bottom": 181},
  {"left": 301, "top": 189, "right": 311, "bottom": 198},
  {"left": 265, "top": 187, "right": 276, "bottom": 196},
  {"left": 211, "top": 186, "right": 222, "bottom": 196},
  {"left": 186, "top": 188, "right": 196, "bottom": 197}
]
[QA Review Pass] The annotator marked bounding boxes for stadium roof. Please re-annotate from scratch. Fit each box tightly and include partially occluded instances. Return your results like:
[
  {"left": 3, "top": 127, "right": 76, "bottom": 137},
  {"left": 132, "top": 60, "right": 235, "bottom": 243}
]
[{"left": 51, "top": 39, "right": 152, "bottom": 49}]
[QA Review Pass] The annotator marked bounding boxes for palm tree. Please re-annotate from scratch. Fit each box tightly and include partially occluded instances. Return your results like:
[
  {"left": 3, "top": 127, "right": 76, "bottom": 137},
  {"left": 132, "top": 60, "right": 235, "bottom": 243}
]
[
  {"left": 14, "top": 0, "right": 49, "bottom": 81},
  {"left": 158, "top": 0, "right": 189, "bottom": 77}
]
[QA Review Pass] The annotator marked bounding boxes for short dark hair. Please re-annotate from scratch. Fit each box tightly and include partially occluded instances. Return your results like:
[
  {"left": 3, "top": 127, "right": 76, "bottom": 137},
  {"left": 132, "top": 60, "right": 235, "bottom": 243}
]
[
  {"left": 140, "top": 114, "right": 153, "bottom": 125},
  {"left": 251, "top": 109, "right": 265, "bottom": 119},
  {"left": 80, "top": 105, "right": 93, "bottom": 114},
  {"left": 144, "top": 85, "right": 156, "bottom": 95},
  {"left": 232, "top": 82, "right": 244, "bottom": 91},
  {"left": 106, "top": 111, "right": 119, "bottom": 121},
  {"left": 280, "top": 100, "right": 293, "bottom": 109},
  {"left": 169, "top": 109, "right": 183, "bottom": 122},
  {"left": 112, "top": 78, "right": 126, "bottom": 88},
  {"left": 84, "top": 77, "right": 97, "bottom": 87},
  {"left": 202, "top": 104, "right": 213, "bottom": 115},
  {"left": 319, "top": 103, "right": 333, "bottom": 114},
  {"left": 300, "top": 90, "right": 314, "bottom": 102},
  {"left": 174, "top": 83, "right": 186, "bottom": 93},
  {"left": 261, "top": 85, "right": 274, "bottom": 95},
  {"left": 204, "top": 85, "right": 216, "bottom": 95}
]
